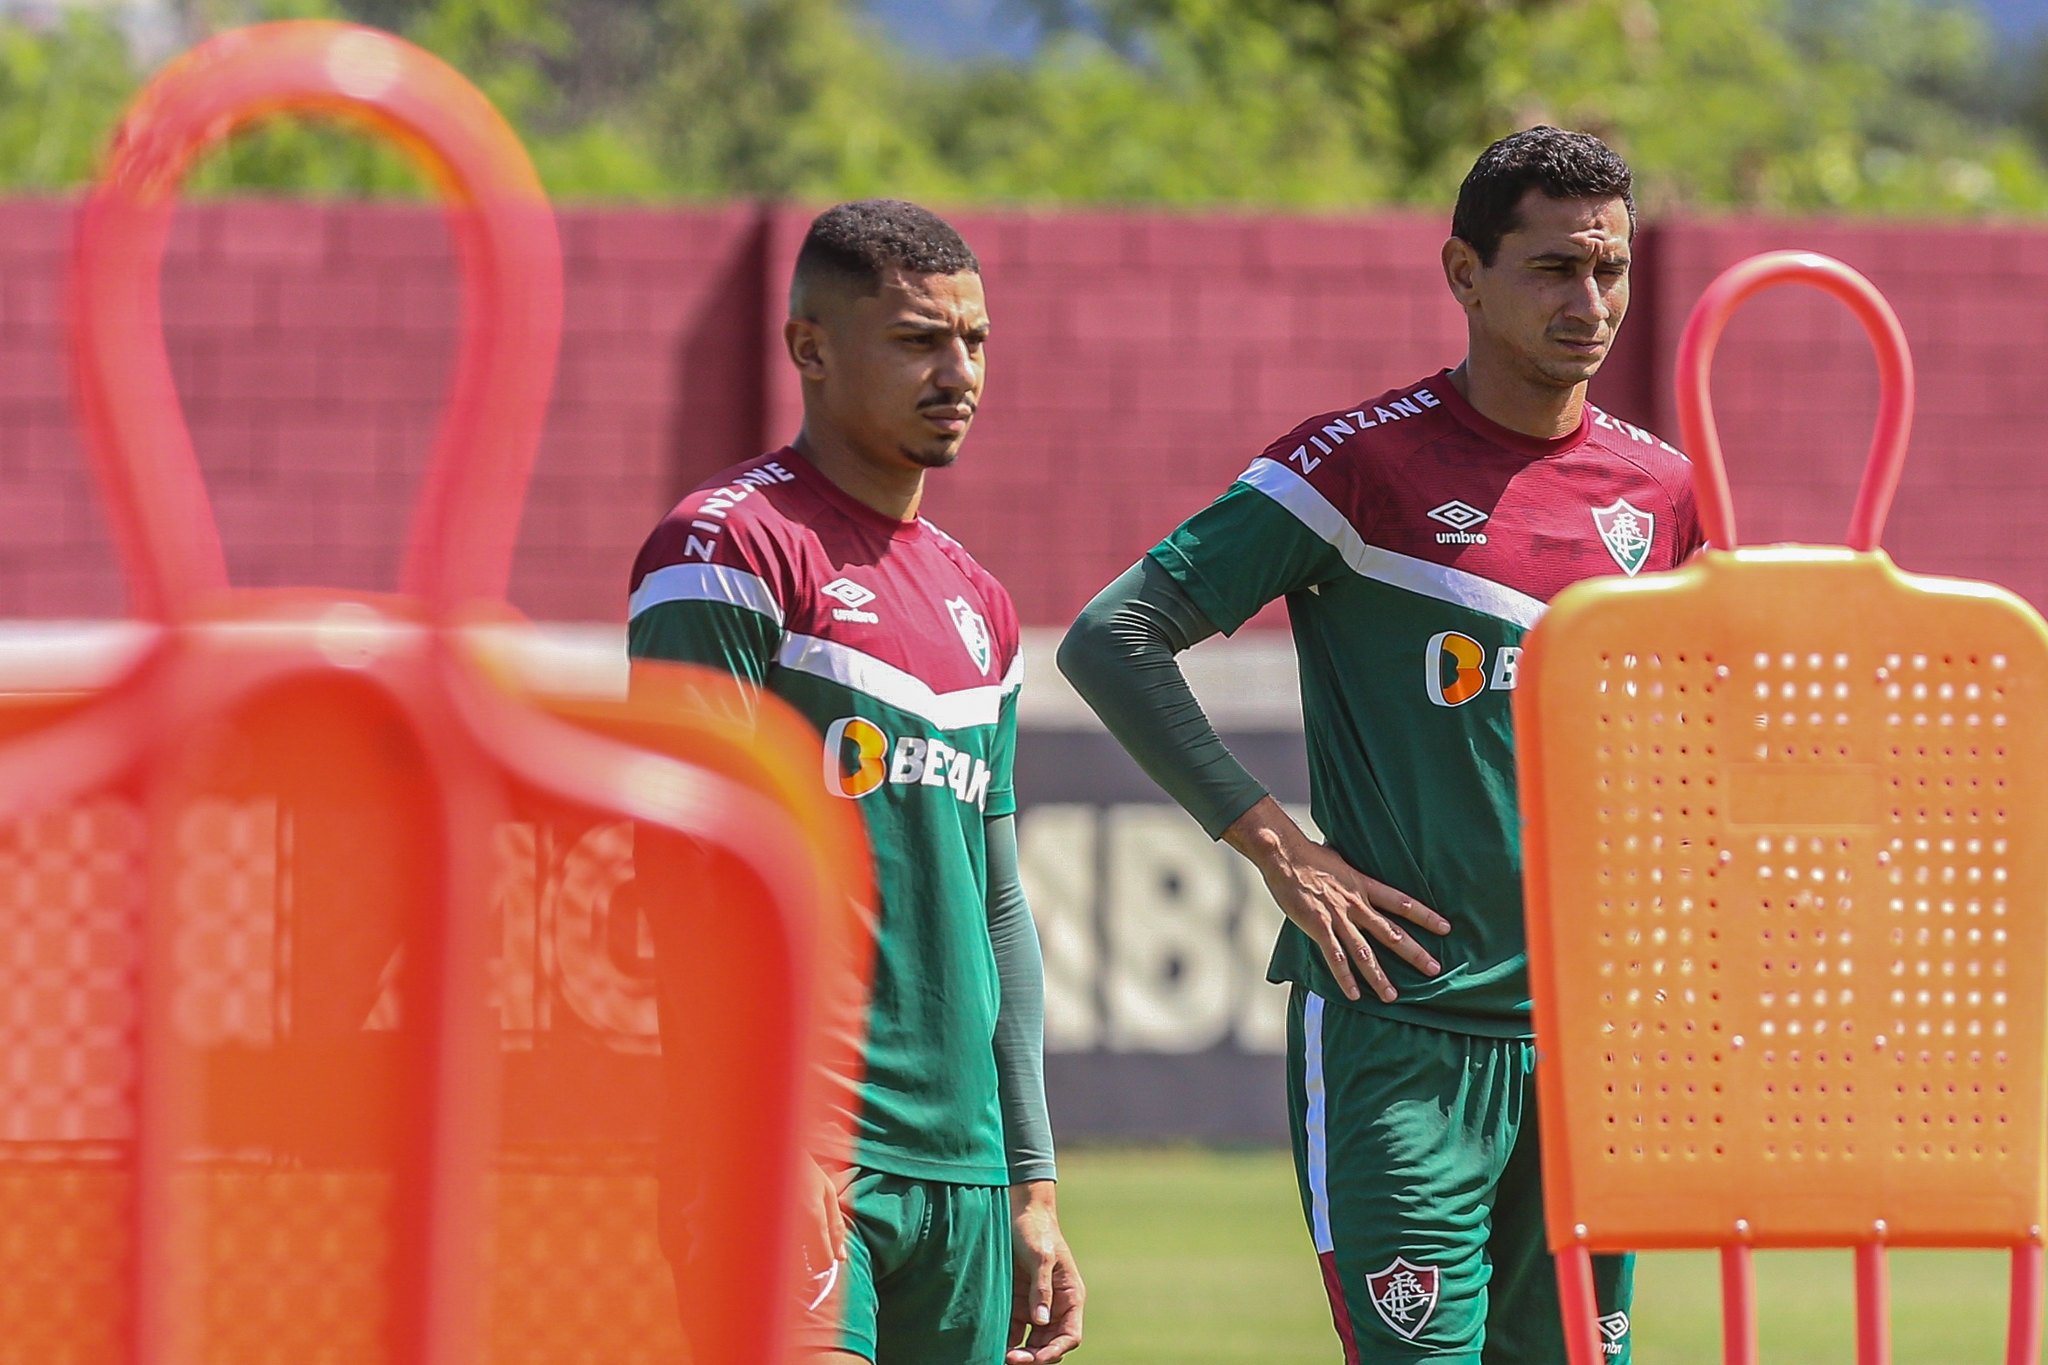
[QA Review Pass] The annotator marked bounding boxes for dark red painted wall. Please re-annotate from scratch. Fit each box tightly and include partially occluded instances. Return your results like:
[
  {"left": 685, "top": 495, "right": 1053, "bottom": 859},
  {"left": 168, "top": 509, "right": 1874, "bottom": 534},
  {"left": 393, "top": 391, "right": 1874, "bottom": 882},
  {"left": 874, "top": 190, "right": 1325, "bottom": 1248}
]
[{"left": 2, "top": 200, "right": 2039, "bottom": 625}]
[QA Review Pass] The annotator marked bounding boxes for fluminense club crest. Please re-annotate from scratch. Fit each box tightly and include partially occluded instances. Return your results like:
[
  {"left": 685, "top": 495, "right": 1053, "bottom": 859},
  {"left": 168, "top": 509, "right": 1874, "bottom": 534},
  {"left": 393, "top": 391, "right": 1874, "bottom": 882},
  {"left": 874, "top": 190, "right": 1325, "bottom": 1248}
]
[
  {"left": 1591, "top": 497, "right": 1655, "bottom": 576},
  {"left": 946, "top": 596, "right": 992, "bottom": 675},
  {"left": 1364, "top": 1256, "right": 1439, "bottom": 1340}
]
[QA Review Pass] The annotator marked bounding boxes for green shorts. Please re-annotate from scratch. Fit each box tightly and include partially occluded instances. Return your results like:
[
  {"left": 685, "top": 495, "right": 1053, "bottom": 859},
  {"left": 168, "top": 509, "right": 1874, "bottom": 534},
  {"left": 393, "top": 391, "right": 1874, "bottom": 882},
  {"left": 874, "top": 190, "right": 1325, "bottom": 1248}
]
[
  {"left": 796, "top": 1168, "right": 1011, "bottom": 1364},
  {"left": 1285, "top": 987, "right": 1634, "bottom": 1363}
]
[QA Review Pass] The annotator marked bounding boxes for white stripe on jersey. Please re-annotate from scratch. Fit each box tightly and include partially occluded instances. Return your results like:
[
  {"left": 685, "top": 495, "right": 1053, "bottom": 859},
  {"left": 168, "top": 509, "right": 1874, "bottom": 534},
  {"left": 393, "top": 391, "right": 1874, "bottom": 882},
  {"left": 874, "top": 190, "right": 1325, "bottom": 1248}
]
[
  {"left": 777, "top": 633, "right": 1020, "bottom": 731},
  {"left": 1303, "top": 992, "right": 1335, "bottom": 1254},
  {"left": 1240, "top": 458, "right": 1546, "bottom": 630},
  {"left": 628, "top": 563, "right": 783, "bottom": 626}
]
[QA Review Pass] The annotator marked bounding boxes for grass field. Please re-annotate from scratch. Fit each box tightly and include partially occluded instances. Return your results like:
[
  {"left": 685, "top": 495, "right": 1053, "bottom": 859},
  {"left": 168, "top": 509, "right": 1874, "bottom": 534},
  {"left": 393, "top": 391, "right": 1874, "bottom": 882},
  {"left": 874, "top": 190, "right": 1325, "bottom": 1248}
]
[{"left": 1058, "top": 1147, "right": 2038, "bottom": 1363}]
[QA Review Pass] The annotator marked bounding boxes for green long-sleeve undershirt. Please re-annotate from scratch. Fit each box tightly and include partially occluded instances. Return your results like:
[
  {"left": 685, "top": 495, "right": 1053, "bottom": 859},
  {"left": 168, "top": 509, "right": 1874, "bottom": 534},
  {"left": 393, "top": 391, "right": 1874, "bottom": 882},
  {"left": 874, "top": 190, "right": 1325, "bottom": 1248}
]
[
  {"left": 986, "top": 811, "right": 1056, "bottom": 1183},
  {"left": 1055, "top": 557, "right": 1270, "bottom": 840}
]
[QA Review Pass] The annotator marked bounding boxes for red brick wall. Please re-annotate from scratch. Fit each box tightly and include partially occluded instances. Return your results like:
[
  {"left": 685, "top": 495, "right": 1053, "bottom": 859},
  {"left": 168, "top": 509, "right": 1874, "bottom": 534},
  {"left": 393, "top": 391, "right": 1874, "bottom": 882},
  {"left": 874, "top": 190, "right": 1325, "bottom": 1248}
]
[
  {"left": 0, "top": 199, "right": 767, "bottom": 622},
  {"left": 2, "top": 200, "right": 2041, "bottom": 624},
  {"left": 1644, "top": 220, "right": 2048, "bottom": 594}
]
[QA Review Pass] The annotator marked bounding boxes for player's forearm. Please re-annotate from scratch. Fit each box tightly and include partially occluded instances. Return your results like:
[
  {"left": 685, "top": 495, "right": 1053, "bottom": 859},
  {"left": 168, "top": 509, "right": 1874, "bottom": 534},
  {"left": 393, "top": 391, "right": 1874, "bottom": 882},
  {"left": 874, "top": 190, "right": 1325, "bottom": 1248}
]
[
  {"left": 1009, "top": 1177, "right": 1058, "bottom": 1213},
  {"left": 987, "top": 814, "right": 1057, "bottom": 1184},
  {"left": 1056, "top": 557, "right": 1268, "bottom": 839},
  {"left": 1221, "top": 794, "right": 1317, "bottom": 878}
]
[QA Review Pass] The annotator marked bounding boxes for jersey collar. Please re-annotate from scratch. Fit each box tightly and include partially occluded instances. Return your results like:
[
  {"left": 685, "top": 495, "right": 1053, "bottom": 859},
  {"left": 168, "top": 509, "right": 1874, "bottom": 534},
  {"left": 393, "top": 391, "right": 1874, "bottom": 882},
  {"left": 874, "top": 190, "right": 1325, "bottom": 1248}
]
[
  {"left": 1429, "top": 367, "right": 1592, "bottom": 459},
  {"left": 784, "top": 447, "right": 928, "bottom": 542}
]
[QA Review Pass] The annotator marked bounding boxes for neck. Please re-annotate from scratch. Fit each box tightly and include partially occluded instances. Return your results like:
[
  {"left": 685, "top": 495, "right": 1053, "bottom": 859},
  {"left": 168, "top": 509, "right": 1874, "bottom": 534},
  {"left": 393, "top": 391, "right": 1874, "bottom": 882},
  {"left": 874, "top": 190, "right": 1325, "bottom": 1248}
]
[
  {"left": 793, "top": 425, "right": 924, "bottom": 522},
  {"left": 1449, "top": 356, "right": 1586, "bottom": 440}
]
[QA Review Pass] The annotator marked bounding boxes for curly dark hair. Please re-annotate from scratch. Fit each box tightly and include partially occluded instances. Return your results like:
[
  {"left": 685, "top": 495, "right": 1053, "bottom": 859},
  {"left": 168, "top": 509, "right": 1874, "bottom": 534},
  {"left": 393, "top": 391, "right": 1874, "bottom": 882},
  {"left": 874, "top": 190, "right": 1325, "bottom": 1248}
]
[
  {"left": 1452, "top": 127, "right": 1636, "bottom": 266},
  {"left": 791, "top": 199, "right": 979, "bottom": 307}
]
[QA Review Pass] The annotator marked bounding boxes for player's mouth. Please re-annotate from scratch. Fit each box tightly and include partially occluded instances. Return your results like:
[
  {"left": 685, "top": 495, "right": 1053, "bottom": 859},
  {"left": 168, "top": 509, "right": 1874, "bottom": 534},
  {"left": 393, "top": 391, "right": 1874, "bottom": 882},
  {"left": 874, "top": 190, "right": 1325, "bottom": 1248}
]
[
  {"left": 1552, "top": 334, "right": 1608, "bottom": 356},
  {"left": 921, "top": 404, "right": 975, "bottom": 434}
]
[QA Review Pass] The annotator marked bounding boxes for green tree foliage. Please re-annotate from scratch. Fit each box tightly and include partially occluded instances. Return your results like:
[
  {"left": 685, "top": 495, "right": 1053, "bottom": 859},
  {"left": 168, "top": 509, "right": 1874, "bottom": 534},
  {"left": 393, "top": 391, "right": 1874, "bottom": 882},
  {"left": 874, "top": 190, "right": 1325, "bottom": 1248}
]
[
  {"left": 1499, "top": 0, "right": 2048, "bottom": 213},
  {"left": 3, "top": 0, "right": 2047, "bottom": 213},
  {"left": 1029, "top": 0, "right": 2048, "bottom": 212},
  {"left": 0, "top": 10, "right": 143, "bottom": 189}
]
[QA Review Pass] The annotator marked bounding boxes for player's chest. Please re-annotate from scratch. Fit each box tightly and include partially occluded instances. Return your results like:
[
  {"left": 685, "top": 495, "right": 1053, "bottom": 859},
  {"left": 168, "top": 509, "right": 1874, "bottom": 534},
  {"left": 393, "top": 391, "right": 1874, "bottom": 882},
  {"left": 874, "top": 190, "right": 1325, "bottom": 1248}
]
[
  {"left": 782, "top": 544, "right": 1003, "bottom": 690},
  {"left": 1374, "top": 452, "right": 1685, "bottom": 600}
]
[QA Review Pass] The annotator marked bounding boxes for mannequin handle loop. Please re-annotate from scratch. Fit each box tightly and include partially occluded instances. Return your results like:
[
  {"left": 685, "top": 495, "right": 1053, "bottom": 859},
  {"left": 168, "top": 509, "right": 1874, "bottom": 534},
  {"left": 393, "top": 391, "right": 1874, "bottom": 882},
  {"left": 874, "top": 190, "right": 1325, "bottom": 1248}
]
[
  {"left": 70, "top": 21, "right": 561, "bottom": 619},
  {"left": 1676, "top": 251, "right": 1914, "bottom": 552}
]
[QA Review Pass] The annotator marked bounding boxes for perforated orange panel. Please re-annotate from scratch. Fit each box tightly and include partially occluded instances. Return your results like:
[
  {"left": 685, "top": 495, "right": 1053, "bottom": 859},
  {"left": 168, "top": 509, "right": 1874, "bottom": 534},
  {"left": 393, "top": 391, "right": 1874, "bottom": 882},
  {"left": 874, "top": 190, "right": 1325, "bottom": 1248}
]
[
  {"left": 0, "top": 783, "right": 781, "bottom": 1363},
  {"left": 0, "top": 1166, "right": 127, "bottom": 1365},
  {"left": 1518, "top": 547, "right": 2048, "bottom": 1251},
  {"left": 0, "top": 1164, "right": 688, "bottom": 1365},
  {"left": 0, "top": 797, "right": 140, "bottom": 1145},
  {"left": 10, "top": 20, "right": 871, "bottom": 1363},
  {"left": 0, "top": 754, "right": 139, "bottom": 1365}
]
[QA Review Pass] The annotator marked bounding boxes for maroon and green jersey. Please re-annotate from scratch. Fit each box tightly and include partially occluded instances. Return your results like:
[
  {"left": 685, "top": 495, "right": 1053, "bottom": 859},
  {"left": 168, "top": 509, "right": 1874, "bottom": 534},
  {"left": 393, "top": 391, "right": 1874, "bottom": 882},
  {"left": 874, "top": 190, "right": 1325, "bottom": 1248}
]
[
  {"left": 1152, "top": 370, "right": 1704, "bottom": 1035},
  {"left": 629, "top": 449, "right": 1022, "bottom": 1186}
]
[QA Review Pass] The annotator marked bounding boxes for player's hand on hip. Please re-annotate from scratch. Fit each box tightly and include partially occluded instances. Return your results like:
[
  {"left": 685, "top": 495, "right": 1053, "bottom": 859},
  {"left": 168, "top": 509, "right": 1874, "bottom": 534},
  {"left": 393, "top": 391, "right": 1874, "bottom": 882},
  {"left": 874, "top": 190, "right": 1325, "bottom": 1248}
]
[
  {"left": 1223, "top": 795, "right": 1449, "bottom": 1004},
  {"left": 1008, "top": 1180, "right": 1084, "bottom": 1363},
  {"left": 796, "top": 1156, "right": 852, "bottom": 1307}
]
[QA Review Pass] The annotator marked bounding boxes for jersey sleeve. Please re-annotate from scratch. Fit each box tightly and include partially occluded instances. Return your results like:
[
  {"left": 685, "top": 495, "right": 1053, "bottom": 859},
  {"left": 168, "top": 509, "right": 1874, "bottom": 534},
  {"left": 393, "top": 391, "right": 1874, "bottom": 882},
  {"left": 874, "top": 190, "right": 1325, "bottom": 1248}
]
[
  {"left": 1147, "top": 448, "right": 1356, "bottom": 635},
  {"left": 984, "top": 674, "right": 1020, "bottom": 819},
  {"left": 981, "top": 586, "right": 1023, "bottom": 819},
  {"left": 1674, "top": 467, "right": 1708, "bottom": 560},
  {"left": 626, "top": 504, "right": 789, "bottom": 684}
]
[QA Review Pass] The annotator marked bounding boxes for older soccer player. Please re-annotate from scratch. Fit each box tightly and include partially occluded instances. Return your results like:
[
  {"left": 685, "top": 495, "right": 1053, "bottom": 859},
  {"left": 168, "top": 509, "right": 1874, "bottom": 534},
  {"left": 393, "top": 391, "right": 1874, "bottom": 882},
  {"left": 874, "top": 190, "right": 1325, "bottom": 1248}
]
[{"left": 1060, "top": 128, "right": 1701, "bottom": 1362}]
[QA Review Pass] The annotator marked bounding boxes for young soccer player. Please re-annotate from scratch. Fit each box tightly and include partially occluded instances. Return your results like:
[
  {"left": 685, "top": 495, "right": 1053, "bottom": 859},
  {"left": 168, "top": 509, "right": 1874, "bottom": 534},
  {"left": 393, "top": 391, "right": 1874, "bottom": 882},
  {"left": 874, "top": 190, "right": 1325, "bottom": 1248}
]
[
  {"left": 629, "top": 200, "right": 1082, "bottom": 1364},
  {"left": 1059, "top": 128, "right": 1702, "bottom": 1362}
]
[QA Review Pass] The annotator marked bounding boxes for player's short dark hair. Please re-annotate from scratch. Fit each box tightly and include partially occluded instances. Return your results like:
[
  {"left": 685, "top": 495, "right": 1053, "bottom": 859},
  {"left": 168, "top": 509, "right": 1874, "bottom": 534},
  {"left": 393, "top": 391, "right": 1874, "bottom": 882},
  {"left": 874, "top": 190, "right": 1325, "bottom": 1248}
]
[
  {"left": 791, "top": 199, "right": 979, "bottom": 311},
  {"left": 1451, "top": 127, "right": 1636, "bottom": 266}
]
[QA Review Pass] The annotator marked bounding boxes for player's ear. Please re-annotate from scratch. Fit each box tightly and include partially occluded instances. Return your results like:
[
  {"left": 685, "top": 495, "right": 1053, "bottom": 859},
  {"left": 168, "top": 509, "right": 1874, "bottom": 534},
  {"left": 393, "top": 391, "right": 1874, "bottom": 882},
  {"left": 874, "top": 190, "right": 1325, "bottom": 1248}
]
[
  {"left": 1442, "top": 236, "right": 1482, "bottom": 306},
  {"left": 786, "top": 315, "right": 828, "bottom": 382}
]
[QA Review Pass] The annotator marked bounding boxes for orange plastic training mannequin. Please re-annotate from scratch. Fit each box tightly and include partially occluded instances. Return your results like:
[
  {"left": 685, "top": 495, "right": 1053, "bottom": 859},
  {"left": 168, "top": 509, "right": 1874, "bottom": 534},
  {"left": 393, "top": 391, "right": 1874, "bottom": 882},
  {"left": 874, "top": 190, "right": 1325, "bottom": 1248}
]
[
  {"left": 1516, "top": 252, "right": 2048, "bottom": 1365},
  {"left": 0, "top": 22, "right": 871, "bottom": 1364}
]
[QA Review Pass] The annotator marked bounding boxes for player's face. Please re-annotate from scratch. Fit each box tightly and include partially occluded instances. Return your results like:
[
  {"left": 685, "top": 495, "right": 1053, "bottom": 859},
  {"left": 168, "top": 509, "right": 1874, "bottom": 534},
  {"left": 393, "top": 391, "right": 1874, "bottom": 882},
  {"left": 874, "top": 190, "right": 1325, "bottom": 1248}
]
[
  {"left": 1453, "top": 190, "right": 1632, "bottom": 391},
  {"left": 816, "top": 267, "right": 990, "bottom": 472}
]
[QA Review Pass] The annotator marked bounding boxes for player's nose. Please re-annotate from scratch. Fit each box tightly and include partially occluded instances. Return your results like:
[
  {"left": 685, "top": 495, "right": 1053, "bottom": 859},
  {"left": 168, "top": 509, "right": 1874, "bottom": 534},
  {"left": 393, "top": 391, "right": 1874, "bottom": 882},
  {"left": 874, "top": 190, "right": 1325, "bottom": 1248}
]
[
  {"left": 932, "top": 337, "right": 980, "bottom": 391},
  {"left": 1564, "top": 271, "right": 1610, "bottom": 325}
]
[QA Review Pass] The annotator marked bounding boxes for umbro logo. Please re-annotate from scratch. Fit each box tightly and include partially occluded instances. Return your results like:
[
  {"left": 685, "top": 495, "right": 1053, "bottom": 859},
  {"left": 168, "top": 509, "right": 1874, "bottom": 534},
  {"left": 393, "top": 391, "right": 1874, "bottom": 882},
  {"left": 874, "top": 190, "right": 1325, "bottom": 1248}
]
[
  {"left": 1599, "top": 1310, "right": 1630, "bottom": 1356},
  {"left": 822, "top": 577, "right": 875, "bottom": 608},
  {"left": 821, "top": 576, "right": 881, "bottom": 624},
  {"left": 1426, "top": 499, "right": 1489, "bottom": 545}
]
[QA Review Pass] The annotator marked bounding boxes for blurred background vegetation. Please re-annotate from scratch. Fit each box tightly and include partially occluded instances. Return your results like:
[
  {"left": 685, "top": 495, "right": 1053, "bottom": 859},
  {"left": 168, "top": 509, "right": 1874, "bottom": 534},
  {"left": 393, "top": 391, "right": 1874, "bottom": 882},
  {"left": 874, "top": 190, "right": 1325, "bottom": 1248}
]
[{"left": 6, "top": 0, "right": 2048, "bottom": 213}]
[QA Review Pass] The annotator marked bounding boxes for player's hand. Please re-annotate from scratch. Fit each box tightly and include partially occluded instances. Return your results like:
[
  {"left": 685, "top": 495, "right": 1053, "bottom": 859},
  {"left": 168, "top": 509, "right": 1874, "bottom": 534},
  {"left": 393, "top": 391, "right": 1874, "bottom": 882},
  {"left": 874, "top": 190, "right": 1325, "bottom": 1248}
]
[
  {"left": 1007, "top": 1180, "right": 1083, "bottom": 1362},
  {"left": 796, "top": 1156, "right": 851, "bottom": 1311},
  {"left": 1224, "top": 796, "right": 1449, "bottom": 1004}
]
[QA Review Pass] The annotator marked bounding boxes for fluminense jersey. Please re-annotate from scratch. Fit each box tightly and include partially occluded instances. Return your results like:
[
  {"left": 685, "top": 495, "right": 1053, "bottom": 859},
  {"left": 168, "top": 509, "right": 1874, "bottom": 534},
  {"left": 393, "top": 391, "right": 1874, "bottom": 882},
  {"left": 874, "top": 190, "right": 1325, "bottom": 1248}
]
[
  {"left": 1152, "top": 369, "right": 1703, "bottom": 1035},
  {"left": 628, "top": 449, "right": 1022, "bottom": 1185}
]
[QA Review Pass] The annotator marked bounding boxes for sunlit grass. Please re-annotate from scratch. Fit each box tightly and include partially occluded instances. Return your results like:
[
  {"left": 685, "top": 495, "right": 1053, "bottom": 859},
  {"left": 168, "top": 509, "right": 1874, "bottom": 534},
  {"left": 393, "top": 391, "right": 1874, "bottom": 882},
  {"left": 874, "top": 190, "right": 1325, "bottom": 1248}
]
[{"left": 1059, "top": 1146, "right": 2039, "bottom": 1364}]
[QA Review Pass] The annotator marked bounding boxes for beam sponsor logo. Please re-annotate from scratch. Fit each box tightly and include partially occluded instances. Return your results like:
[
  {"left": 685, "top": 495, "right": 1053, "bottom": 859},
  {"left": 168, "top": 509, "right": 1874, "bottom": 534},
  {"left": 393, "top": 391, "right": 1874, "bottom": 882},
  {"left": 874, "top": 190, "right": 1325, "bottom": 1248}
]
[
  {"left": 1425, "top": 630, "right": 1520, "bottom": 707},
  {"left": 823, "top": 716, "right": 993, "bottom": 808},
  {"left": 822, "top": 716, "right": 891, "bottom": 798}
]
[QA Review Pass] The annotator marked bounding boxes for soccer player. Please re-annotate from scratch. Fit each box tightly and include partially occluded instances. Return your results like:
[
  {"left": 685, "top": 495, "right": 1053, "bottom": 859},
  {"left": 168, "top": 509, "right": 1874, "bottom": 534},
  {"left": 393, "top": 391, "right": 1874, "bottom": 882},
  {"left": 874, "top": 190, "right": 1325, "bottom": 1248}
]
[
  {"left": 628, "top": 200, "right": 1083, "bottom": 1364},
  {"left": 1058, "top": 128, "right": 1700, "bottom": 1362}
]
